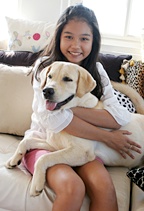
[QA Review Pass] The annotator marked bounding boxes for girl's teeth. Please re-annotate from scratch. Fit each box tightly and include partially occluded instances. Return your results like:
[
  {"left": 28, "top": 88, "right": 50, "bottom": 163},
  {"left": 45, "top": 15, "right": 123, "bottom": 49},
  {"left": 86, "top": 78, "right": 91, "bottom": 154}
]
[{"left": 70, "top": 52, "right": 80, "bottom": 55}]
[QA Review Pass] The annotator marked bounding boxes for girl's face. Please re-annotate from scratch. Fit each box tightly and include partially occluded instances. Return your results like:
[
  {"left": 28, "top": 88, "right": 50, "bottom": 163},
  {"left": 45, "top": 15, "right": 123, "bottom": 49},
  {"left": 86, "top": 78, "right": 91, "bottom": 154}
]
[{"left": 60, "top": 20, "right": 93, "bottom": 65}]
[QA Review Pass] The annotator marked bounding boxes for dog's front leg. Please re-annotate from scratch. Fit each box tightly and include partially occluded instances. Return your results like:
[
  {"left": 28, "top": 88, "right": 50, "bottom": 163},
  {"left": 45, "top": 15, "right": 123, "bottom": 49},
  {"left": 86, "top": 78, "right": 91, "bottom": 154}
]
[
  {"left": 5, "top": 138, "right": 29, "bottom": 169},
  {"left": 30, "top": 159, "right": 46, "bottom": 196},
  {"left": 5, "top": 137, "right": 55, "bottom": 169},
  {"left": 30, "top": 145, "right": 95, "bottom": 196}
]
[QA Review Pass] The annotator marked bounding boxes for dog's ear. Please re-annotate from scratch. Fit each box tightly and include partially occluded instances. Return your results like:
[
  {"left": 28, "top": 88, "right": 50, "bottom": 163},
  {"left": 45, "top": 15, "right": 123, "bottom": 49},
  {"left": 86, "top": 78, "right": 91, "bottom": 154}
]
[
  {"left": 76, "top": 66, "right": 96, "bottom": 97},
  {"left": 40, "top": 65, "right": 51, "bottom": 89}
]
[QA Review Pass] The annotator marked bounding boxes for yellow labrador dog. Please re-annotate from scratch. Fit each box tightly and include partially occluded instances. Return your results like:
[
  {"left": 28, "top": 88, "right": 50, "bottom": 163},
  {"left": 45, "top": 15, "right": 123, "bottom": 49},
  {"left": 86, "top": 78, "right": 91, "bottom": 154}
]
[{"left": 6, "top": 61, "right": 144, "bottom": 196}]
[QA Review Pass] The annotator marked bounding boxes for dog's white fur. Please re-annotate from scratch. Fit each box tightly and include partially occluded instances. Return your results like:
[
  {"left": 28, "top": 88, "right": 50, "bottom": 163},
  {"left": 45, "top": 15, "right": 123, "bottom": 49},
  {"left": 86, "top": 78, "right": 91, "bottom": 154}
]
[{"left": 5, "top": 61, "right": 144, "bottom": 196}]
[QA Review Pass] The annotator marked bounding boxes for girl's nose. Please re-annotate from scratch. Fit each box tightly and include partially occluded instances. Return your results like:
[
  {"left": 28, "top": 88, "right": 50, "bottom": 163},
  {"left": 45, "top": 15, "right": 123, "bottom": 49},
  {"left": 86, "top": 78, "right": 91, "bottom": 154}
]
[{"left": 71, "top": 39, "right": 80, "bottom": 48}]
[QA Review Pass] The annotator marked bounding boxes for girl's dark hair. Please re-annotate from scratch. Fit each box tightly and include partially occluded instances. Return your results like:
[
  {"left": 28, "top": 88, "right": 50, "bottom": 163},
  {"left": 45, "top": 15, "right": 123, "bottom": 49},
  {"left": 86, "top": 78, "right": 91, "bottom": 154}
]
[{"left": 36, "top": 4, "right": 103, "bottom": 98}]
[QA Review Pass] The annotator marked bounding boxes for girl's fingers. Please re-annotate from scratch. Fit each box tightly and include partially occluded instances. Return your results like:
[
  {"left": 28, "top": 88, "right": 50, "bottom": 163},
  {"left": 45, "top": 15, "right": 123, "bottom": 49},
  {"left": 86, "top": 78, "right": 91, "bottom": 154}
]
[
  {"left": 119, "top": 149, "right": 134, "bottom": 159},
  {"left": 126, "top": 151, "right": 135, "bottom": 159},
  {"left": 119, "top": 150, "right": 127, "bottom": 159},
  {"left": 119, "top": 144, "right": 142, "bottom": 159},
  {"left": 129, "top": 145, "right": 141, "bottom": 154},
  {"left": 127, "top": 140, "right": 141, "bottom": 149},
  {"left": 120, "top": 130, "right": 132, "bottom": 135},
  {"left": 113, "top": 130, "right": 142, "bottom": 159}
]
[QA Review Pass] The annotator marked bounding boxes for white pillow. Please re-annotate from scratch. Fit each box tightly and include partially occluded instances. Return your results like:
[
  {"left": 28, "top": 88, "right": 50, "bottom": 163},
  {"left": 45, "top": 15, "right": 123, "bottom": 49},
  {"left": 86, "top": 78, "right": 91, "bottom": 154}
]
[
  {"left": 0, "top": 39, "right": 8, "bottom": 50},
  {"left": 5, "top": 17, "right": 55, "bottom": 53},
  {"left": 0, "top": 64, "right": 34, "bottom": 136}
]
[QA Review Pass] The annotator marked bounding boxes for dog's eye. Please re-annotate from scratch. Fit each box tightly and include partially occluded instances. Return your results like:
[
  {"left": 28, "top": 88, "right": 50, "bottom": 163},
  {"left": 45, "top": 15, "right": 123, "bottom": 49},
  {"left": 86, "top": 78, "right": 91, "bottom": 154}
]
[
  {"left": 63, "top": 76, "right": 73, "bottom": 82},
  {"left": 48, "top": 74, "right": 52, "bottom": 79}
]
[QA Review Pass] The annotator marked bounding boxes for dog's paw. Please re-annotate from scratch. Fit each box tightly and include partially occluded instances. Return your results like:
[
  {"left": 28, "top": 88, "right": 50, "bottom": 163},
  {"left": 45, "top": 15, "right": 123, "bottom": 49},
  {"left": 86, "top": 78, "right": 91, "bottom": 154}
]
[
  {"left": 5, "top": 155, "right": 22, "bottom": 169},
  {"left": 5, "top": 159, "right": 15, "bottom": 169},
  {"left": 30, "top": 172, "right": 45, "bottom": 197}
]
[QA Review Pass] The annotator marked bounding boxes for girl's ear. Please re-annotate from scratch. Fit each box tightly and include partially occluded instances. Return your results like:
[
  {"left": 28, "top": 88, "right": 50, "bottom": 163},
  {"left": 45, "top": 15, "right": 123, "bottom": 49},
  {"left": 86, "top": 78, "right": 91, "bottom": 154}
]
[
  {"left": 40, "top": 65, "right": 51, "bottom": 89},
  {"left": 76, "top": 66, "right": 96, "bottom": 97}
]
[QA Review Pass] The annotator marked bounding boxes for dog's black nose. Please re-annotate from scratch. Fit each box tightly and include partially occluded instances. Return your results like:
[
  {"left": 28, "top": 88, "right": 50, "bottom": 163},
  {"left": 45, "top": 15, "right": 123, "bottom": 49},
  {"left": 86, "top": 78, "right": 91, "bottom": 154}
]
[{"left": 43, "top": 88, "right": 54, "bottom": 98}]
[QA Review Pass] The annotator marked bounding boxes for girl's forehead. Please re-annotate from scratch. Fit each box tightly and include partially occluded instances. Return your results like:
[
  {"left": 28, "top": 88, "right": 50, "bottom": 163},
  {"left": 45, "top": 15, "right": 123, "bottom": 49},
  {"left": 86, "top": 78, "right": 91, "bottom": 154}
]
[{"left": 62, "top": 19, "right": 93, "bottom": 35}]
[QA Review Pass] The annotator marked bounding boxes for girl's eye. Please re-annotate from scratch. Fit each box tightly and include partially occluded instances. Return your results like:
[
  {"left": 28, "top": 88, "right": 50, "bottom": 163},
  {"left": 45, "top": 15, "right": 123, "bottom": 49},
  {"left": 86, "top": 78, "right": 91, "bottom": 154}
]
[
  {"left": 63, "top": 76, "right": 73, "bottom": 82},
  {"left": 65, "top": 35, "right": 73, "bottom": 40},
  {"left": 81, "top": 37, "right": 89, "bottom": 41}
]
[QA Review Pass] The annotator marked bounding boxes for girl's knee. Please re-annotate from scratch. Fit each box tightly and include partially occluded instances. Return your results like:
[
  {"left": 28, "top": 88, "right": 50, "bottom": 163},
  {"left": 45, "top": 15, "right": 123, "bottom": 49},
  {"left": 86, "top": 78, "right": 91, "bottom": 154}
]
[
  {"left": 76, "top": 161, "right": 115, "bottom": 196},
  {"left": 46, "top": 164, "right": 85, "bottom": 198},
  {"left": 90, "top": 169, "right": 115, "bottom": 194},
  {"left": 61, "top": 173, "right": 85, "bottom": 198}
]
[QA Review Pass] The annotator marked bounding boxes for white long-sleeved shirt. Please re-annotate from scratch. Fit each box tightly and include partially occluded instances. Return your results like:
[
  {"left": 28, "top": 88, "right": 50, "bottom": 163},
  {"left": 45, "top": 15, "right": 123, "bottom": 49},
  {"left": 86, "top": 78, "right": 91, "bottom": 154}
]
[{"left": 25, "top": 58, "right": 131, "bottom": 139}]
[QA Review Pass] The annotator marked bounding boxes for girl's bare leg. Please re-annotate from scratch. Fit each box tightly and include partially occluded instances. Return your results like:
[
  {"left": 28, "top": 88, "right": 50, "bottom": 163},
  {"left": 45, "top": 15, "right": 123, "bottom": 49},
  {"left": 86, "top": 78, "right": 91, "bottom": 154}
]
[
  {"left": 75, "top": 160, "right": 118, "bottom": 211},
  {"left": 46, "top": 164, "right": 85, "bottom": 211}
]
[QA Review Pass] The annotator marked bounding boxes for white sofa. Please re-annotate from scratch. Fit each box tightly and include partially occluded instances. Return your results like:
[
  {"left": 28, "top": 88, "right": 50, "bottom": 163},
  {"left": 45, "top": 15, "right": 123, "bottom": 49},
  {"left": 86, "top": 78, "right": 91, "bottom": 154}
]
[{"left": 0, "top": 55, "right": 144, "bottom": 211}]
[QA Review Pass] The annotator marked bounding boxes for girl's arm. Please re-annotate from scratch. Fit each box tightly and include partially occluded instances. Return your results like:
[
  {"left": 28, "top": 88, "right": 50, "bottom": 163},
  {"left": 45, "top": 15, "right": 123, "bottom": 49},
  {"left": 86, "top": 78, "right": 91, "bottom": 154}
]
[
  {"left": 64, "top": 115, "right": 141, "bottom": 159},
  {"left": 95, "top": 62, "right": 132, "bottom": 126},
  {"left": 71, "top": 107, "right": 121, "bottom": 129}
]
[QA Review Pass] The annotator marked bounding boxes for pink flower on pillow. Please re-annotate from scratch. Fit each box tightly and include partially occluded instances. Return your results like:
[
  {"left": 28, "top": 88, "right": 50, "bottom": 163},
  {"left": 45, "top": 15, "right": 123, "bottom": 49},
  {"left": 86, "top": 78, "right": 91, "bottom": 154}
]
[{"left": 33, "top": 33, "right": 41, "bottom": 41}]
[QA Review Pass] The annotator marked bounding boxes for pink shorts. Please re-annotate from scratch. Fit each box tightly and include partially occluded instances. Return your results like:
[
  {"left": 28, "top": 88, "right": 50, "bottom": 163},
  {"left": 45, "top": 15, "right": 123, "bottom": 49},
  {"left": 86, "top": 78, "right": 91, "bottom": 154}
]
[
  {"left": 22, "top": 149, "right": 49, "bottom": 175},
  {"left": 22, "top": 149, "right": 103, "bottom": 175}
]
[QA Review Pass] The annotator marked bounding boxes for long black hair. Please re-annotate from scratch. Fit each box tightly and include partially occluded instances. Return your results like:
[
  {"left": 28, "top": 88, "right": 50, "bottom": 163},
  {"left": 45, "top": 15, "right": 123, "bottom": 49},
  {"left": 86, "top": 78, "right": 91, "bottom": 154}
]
[{"left": 36, "top": 4, "right": 103, "bottom": 98}]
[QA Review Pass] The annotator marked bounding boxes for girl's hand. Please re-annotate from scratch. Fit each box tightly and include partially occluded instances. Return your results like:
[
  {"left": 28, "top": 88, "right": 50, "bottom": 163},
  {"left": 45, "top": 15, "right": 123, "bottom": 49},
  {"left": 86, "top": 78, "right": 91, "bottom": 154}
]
[{"left": 105, "top": 130, "right": 142, "bottom": 159}]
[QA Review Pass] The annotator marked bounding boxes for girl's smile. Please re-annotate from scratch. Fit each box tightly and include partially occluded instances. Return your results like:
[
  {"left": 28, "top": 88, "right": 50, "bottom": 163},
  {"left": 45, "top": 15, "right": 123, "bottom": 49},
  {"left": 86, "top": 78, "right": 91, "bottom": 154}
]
[{"left": 60, "top": 19, "right": 93, "bottom": 65}]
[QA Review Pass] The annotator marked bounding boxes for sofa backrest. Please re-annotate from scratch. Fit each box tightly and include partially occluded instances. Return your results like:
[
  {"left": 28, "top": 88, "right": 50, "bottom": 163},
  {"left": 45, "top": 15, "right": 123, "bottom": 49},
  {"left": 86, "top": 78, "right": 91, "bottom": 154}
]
[{"left": 0, "top": 64, "right": 33, "bottom": 136}]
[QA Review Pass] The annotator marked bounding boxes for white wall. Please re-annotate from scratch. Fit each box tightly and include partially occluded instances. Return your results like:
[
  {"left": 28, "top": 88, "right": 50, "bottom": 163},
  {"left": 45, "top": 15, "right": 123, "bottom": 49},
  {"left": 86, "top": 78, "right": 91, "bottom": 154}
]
[
  {"left": 18, "top": 0, "right": 82, "bottom": 22},
  {"left": 18, "top": 0, "right": 60, "bottom": 22}
]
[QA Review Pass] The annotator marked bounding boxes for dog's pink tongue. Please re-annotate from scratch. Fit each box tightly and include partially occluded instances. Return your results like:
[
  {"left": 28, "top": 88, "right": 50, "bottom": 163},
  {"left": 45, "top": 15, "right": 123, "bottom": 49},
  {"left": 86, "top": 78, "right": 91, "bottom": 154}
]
[{"left": 46, "top": 100, "right": 57, "bottom": 111}]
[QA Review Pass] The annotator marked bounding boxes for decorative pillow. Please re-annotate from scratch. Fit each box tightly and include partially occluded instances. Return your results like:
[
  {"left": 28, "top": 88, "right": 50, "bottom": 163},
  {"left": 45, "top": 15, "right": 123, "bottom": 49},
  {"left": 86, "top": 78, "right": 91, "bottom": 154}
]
[
  {"left": 121, "top": 60, "right": 144, "bottom": 98},
  {"left": 0, "top": 64, "right": 33, "bottom": 136},
  {"left": 98, "top": 53, "right": 132, "bottom": 82},
  {"left": 5, "top": 17, "right": 55, "bottom": 53},
  {"left": 113, "top": 89, "right": 136, "bottom": 113},
  {"left": 0, "top": 50, "right": 42, "bottom": 66},
  {"left": 0, "top": 39, "right": 8, "bottom": 50},
  {"left": 127, "top": 167, "right": 144, "bottom": 191}
]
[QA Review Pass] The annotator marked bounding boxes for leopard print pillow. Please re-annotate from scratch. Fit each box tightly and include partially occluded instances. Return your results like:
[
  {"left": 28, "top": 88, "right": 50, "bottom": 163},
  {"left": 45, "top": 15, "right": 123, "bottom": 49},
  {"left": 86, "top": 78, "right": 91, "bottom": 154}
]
[{"left": 122, "top": 60, "right": 144, "bottom": 99}]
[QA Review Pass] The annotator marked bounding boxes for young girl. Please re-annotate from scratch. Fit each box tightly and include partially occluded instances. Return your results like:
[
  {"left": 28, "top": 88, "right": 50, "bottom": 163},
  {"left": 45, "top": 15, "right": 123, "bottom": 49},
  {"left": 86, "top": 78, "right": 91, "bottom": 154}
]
[{"left": 23, "top": 4, "right": 141, "bottom": 211}]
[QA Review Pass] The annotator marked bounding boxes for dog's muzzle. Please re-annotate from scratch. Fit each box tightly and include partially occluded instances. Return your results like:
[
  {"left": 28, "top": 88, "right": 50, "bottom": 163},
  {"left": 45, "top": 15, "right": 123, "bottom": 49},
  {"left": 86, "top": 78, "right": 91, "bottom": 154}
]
[
  {"left": 43, "top": 87, "right": 74, "bottom": 111},
  {"left": 43, "top": 87, "right": 54, "bottom": 99}
]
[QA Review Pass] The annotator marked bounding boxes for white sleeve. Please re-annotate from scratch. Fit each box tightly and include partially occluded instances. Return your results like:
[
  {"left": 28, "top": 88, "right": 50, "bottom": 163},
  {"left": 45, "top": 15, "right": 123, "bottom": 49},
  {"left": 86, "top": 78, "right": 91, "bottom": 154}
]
[
  {"left": 39, "top": 109, "right": 73, "bottom": 133},
  {"left": 97, "top": 62, "right": 132, "bottom": 126},
  {"left": 25, "top": 108, "right": 73, "bottom": 138},
  {"left": 24, "top": 112, "right": 47, "bottom": 139}
]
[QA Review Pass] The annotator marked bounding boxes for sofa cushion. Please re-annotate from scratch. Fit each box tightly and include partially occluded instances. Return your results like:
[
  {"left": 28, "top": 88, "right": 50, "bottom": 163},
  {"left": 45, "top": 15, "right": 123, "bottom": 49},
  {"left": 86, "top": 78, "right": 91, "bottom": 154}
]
[
  {"left": 0, "top": 50, "right": 132, "bottom": 82},
  {"left": 0, "top": 64, "right": 33, "bottom": 136},
  {"left": 0, "top": 50, "right": 42, "bottom": 66},
  {"left": 98, "top": 53, "right": 132, "bottom": 82},
  {"left": 131, "top": 183, "right": 144, "bottom": 211},
  {"left": 5, "top": 16, "right": 55, "bottom": 52},
  {"left": 107, "top": 167, "right": 131, "bottom": 211}
]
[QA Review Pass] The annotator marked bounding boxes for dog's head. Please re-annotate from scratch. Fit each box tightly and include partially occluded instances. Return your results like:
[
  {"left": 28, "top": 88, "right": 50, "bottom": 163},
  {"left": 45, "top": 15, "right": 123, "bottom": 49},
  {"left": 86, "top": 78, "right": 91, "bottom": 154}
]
[{"left": 39, "top": 61, "right": 96, "bottom": 111}]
